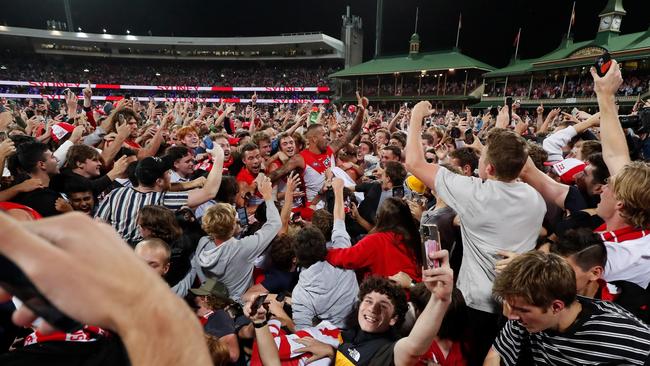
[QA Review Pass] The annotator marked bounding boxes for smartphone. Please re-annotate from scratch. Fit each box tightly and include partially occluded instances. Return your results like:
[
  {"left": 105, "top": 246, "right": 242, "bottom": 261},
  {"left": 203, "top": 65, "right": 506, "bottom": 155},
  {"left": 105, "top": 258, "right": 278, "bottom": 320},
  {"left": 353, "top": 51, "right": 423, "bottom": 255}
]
[
  {"left": 420, "top": 224, "right": 441, "bottom": 268},
  {"left": 594, "top": 51, "right": 612, "bottom": 77},
  {"left": 309, "top": 107, "right": 319, "bottom": 124},
  {"left": 250, "top": 294, "right": 268, "bottom": 315},
  {"left": 571, "top": 107, "right": 579, "bottom": 117},
  {"left": 0, "top": 254, "right": 83, "bottom": 332},
  {"left": 344, "top": 196, "right": 352, "bottom": 214},
  {"left": 236, "top": 207, "right": 249, "bottom": 227},
  {"left": 505, "top": 97, "right": 513, "bottom": 124},
  {"left": 392, "top": 186, "right": 404, "bottom": 198}
]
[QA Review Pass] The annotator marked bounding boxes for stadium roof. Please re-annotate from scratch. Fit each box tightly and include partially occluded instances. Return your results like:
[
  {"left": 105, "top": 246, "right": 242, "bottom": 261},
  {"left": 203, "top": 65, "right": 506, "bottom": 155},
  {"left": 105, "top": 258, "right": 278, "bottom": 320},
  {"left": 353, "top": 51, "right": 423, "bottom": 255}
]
[
  {"left": 484, "top": 28, "right": 650, "bottom": 78},
  {"left": 0, "top": 25, "right": 344, "bottom": 61},
  {"left": 329, "top": 49, "right": 496, "bottom": 78}
]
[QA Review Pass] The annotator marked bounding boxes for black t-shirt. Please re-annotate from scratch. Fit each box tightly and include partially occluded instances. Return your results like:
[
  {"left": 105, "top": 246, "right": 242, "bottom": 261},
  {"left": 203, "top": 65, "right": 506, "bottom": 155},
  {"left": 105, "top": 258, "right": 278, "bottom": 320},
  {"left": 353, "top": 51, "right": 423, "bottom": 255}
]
[
  {"left": 337, "top": 328, "right": 396, "bottom": 366},
  {"left": 261, "top": 269, "right": 298, "bottom": 295},
  {"left": 204, "top": 309, "right": 236, "bottom": 338},
  {"left": 12, "top": 188, "right": 62, "bottom": 217},
  {"left": 50, "top": 169, "right": 113, "bottom": 199},
  {"left": 355, "top": 181, "right": 383, "bottom": 224}
]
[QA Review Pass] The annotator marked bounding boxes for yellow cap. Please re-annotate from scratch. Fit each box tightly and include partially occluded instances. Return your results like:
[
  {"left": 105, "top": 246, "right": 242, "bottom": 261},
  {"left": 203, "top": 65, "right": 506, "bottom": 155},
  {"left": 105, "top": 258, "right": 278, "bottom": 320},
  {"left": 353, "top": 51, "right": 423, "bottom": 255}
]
[{"left": 405, "top": 175, "right": 426, "bottom": 194}]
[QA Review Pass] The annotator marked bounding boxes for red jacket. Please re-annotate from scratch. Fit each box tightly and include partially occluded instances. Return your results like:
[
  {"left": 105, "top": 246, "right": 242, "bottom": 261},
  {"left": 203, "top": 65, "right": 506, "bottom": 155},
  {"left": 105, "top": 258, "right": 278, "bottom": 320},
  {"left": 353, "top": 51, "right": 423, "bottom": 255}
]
[{"left": 326, "top": 231, "right": 421, "bottom": 281}]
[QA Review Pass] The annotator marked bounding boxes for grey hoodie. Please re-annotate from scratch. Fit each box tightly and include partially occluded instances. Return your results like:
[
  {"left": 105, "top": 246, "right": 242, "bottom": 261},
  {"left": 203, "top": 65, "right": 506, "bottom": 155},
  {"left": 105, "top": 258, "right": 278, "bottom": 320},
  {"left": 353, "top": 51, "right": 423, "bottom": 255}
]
[
  {"left": 172, "top": 200, "right": 281, "bottom": 303},
  {"left": 291, "top": 219, "right": 359, "bottom": 330}
]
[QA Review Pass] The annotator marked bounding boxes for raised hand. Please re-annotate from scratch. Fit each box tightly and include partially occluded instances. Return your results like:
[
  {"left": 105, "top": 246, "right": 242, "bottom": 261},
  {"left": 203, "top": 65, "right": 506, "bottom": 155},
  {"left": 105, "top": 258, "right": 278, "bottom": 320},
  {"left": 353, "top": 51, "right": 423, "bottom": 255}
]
[
  {"left": 590, "top": 59, "right": 623, "bottom": 97},
  {"left": 422, "top": 249, "right": 453, "bottom": 302}
]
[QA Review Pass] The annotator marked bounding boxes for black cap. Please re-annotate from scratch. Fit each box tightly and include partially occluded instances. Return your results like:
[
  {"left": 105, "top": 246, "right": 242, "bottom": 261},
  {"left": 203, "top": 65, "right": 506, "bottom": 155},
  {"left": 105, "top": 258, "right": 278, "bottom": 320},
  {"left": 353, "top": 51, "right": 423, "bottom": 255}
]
[{"left": 135, "top": 156, "right": 174, "bottom": 186}]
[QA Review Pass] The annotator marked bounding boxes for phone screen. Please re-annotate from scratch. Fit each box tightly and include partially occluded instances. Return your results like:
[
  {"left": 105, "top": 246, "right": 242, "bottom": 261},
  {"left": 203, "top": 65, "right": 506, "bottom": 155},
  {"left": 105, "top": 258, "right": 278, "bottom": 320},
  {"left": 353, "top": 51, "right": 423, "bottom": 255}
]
[
  {"left": 392, "top": 186, "right": 404, "bottom": 198},
  {"left": 236, "top": 207, "right": 249, "bottom": 227},
  {"left": 420, "top": 224, "right": 441, "bottom": 268}
]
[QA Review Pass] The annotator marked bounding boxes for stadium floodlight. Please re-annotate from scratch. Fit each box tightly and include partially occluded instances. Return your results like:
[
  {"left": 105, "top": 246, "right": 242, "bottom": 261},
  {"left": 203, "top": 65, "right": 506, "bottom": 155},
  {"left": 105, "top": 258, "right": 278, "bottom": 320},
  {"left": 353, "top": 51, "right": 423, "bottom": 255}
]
[
  {"left": 282, "top": 74, "right": 287, "bottom": 78},
  {"left": 0, "top": 66, "right": 6, "bottom": 70},
  {"left": 220, "top": 74, "right": 225, "bottom": 78},
  {"left": 449, "top": 68, "right": 455, "bottom": 72},
  {"left": 77, "top": 27, "right": 82, "bottom": 32},
  {"left": 103, "top": 28, "right": 107, "bottom": 33},
  {"left": 126, "top": 29, "right": 131, "bottom": 34},
  {"left": 155, "top": 72, "right": 161, "bottom": 76},
  {"left": 83, "top": 69, "right": 89, "bottom": 73}
]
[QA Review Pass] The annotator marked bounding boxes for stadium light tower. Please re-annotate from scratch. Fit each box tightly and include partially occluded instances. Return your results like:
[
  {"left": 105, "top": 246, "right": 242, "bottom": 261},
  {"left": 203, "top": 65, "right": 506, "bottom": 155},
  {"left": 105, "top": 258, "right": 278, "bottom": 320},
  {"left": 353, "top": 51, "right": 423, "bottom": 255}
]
[{"left": 63, "top": 0, "right": 74, "bottom": 32}]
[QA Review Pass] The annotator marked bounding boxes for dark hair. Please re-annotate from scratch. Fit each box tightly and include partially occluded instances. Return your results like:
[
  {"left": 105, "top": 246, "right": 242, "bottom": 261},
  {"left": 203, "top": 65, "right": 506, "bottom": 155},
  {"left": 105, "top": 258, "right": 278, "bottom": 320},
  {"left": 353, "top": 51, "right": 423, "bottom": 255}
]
[
  {"left": 550, "top": 228, "right": 607, "bottom": 271},
  {"left": 215, "top": 175, "right": 239, "bottom": 205},
  {"left": 240, "top": 143, "right": 259, "bottom": 158},
  {"left": 449, "top": 147, "right": 479, "bottom": 173},
  {"left": 383, "top": 161, "right": 407, "bottom": 186},
  {"left": 411, "top": 285, "right": 466, "bottom": 341},
  {"left": 359, "top": 140, "right": 375, "bottom": 155},
  {"left": 345, "top": 276, "right": 409, "bottom": 332},
  {"left": 586, "top": 153, "right": 610, "bottom": 186},
  {"left": 389, "top": 132, "right": 406, "bottom": 147},
  {"left": 269, "top": 235, "right": 297, "bottom": 272},
  {"left": 64, "top": 144, "right": 101, "bottom": 170},
  {"left": 126, "top": 161, "right": 139, "bottom": 186},
  {"left": 292, "top": 227, "right": 328, "bottom": 268},
  {"left": 485, "top": 128, "right": 528, "bottom": 181},
  {"left": 64, "top": 175, "right": 93, "bottom": 195},
  {"left": 11, "top": 141, "right": 49, "bottom": 177},
  {"left": 311, "top": 209, "right": 333, "bottom": 241},
  {"left": 115, "top": 146, "right": 137, "bottom": 161},
  {"left": 165, "top": 146, "right": 191, "bottom": 164},
  {"left": 137, "top": 205, "right": 183, "bottom": 243},
  {"left": 421, "top": 133, "right": 435, "bottom": 146},
  {"left": 373, "top": 197, "right": 423, "bottom": 268},
  {"left": 382, "top": 145, "right": 401, "bottom": 160}
]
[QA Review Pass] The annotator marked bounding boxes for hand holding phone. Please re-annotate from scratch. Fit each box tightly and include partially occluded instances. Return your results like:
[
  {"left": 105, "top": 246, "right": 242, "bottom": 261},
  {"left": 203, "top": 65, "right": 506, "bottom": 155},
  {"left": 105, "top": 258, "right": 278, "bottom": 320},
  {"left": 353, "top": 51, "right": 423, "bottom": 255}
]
[
  {"left": 421, "top": 224, "right": 442, "bottom": 268},
  {"left": 594, "top": 51, "right": 612, "bottom": 77},
  {"left": 250, "top": 294, "right": 268, "bottom": 315}
]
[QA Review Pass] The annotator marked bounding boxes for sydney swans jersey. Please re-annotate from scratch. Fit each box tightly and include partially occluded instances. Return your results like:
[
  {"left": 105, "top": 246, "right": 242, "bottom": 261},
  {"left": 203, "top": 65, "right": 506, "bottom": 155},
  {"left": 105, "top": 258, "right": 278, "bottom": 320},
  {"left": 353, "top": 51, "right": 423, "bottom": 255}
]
[{"left": 300, "top": 146, "right": 335, "bottom": 203}]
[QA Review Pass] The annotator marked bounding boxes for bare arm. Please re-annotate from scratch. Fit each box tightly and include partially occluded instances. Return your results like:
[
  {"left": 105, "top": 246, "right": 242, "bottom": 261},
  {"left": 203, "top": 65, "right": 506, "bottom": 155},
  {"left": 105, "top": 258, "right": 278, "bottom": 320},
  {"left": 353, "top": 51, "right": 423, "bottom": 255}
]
[
  {"left": 187, "top": 146, "right": 224, "bottom": 207},
  {"left": 330, "top": 104, "right": 365, "bottom": 154},
  {"left": 278, "top": 173, "right": 300, "bottom": 235},
  {"left": 483, "top": 347, "right": 502, "bottom": 366},
  {"left": 519, "top": 157, "right": 569, "bottom": 209},
  {"left": 267, "top": 155, "right": 304, "bottom": 183},
  {"left": 404, "top": 101, "right": 438, "bottom": 194},
  {"left": 394, "top": 250, "right": 453, "bottom": 366},
  {"left": 387, "top": 109, "right": 403, "bottom": 133},
  {"left": 591, "top": 60, "right": 630, "bottom": 176}
]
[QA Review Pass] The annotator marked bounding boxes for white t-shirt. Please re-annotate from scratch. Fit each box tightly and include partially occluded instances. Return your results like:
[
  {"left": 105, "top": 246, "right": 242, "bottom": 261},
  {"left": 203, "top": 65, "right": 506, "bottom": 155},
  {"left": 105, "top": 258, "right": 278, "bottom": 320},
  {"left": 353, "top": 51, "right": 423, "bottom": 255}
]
[
  {"left": 604, "top": 233, "right": 650, "bottom": 289},
  {"left": 435, "top": 167, "right": 546, "bottom": 313}
]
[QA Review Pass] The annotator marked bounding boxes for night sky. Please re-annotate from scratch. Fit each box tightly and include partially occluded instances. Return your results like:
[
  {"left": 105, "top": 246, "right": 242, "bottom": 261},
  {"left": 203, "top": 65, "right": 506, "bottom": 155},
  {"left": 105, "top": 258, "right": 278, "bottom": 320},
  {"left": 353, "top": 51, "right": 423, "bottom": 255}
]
[{"left": 1, "top": 0, "right": 648, "bottom": 68}]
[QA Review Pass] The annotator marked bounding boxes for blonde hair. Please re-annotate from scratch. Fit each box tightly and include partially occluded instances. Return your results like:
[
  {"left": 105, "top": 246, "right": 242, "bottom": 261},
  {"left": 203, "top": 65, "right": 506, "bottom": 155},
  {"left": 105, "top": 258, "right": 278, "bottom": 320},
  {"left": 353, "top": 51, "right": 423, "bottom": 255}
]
[
  {"left": 204, "top": 334, "right": 230, "bottom": 366},
  {"left": 202, "top": 203, "right": 237, "bottom": 241},
  {"left": 612, "top": 161, "right": 650, "bottom": 229}
]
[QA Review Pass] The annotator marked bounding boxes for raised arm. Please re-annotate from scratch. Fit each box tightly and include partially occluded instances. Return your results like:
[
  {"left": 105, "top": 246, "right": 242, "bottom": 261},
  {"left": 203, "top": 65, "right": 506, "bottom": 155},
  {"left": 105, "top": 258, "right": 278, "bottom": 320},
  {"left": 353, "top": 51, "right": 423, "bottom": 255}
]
[
  {"left": 404, "top": 101, "right": 438, "bottom": 193},
  {"left": 278, "top": 173, "right": 300, "bottom": 235},
  {"left": 330, "top": 101, "right": 365, "bottom": 154},
  {"left": 519, "top": 157, "right": 569, "bottom": 209},
  {"left": 187, "top": 145, "right": 224, "bottom": 207},
  {"left": 394, "top": 250, "right": 453, "bottom": 366},
  {"left": 590, "top": 60, "right": 630, "bottom": 176}
]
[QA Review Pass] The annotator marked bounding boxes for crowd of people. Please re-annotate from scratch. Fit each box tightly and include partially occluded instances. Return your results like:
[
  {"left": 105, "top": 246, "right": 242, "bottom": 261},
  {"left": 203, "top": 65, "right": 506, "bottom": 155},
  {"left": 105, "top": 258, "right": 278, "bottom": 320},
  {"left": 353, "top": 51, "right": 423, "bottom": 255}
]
[
  {"left": 0, "top": 56, "right": 650, "bottom": 366},
  {"left": 485, "top": 73, "right": 650, "bottom": 99},
  {"left": 0, "top": 55, "right": 339, "bottom": 87}
]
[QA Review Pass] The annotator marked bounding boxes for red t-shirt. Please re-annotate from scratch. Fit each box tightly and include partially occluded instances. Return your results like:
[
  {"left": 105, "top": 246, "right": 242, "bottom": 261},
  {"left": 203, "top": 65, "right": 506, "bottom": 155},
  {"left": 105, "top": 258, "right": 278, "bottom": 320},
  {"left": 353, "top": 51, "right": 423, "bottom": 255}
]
[
  {"left": 419, "top": 340, "right": 467, "bottom": 366},
  {"left": 326, "top": 231, "right": 421, "bottom": 281}
]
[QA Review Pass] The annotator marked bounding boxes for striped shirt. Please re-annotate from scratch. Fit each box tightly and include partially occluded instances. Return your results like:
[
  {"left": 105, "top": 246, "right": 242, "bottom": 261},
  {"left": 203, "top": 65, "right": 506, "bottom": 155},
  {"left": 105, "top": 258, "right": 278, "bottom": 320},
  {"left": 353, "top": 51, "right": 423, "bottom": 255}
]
[
  {"left": 494, "top": 297, "right": 650, "bottom": 365},
  {"left": 95, "top": 187, "right": 188, "bottom": 245}
]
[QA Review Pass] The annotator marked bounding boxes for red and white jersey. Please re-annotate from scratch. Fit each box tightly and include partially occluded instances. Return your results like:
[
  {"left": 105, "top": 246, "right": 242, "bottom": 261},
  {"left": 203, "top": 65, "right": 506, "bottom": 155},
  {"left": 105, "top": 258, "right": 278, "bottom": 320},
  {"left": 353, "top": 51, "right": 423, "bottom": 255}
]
[
  {"left": 251, "top": 320, "right": 341, "bottom": 366},
  {"left": 299, "top": 146, "right": 335, "bottom": 204}
]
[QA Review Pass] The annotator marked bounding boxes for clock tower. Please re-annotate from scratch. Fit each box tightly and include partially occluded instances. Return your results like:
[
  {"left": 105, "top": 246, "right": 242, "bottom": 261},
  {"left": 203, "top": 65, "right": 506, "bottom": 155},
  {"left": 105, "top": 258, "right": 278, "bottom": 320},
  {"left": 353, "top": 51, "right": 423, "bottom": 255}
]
[{"left": 597, "top": 0, "right": 626, "bottom": 34}]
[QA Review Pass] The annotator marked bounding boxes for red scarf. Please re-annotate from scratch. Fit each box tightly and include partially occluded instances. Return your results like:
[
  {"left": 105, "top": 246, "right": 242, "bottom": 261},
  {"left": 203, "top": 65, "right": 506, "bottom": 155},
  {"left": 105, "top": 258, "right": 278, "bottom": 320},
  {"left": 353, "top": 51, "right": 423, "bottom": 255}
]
[{"left": 594, "top": 224, "right": 649, "bottom": 243}]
